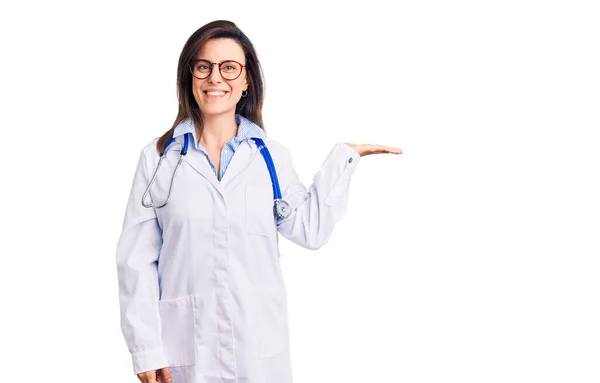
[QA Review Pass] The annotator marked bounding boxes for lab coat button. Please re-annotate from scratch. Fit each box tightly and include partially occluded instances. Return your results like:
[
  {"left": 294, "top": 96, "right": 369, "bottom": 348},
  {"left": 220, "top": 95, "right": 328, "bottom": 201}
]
[{"left": 348, "top": 157, "right": 353, "bottom": 163}]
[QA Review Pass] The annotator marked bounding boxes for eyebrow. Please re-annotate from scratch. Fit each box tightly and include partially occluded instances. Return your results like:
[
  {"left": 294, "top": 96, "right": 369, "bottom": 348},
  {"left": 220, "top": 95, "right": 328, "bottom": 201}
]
[{"left": 195, "top": 58, "right": 241, "bottom": 62}]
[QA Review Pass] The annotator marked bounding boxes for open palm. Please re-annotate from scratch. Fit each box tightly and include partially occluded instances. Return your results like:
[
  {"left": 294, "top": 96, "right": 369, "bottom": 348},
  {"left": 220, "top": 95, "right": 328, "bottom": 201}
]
[{"left": 345, "top": 143, "right": 403, "bottom": 157}]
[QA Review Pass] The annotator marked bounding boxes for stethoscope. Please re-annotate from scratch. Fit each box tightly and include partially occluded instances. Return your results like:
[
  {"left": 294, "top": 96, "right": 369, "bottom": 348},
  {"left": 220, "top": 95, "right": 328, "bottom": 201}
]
[{"left": 141, "top": 133, "right": 291, "bottom": 221}]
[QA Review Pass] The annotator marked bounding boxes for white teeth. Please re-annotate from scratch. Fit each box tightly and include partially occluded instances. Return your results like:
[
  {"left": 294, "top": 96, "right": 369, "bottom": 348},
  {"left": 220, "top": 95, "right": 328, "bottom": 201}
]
[{"left": 206, "top": 91, "right": 226, "bottom": 96}]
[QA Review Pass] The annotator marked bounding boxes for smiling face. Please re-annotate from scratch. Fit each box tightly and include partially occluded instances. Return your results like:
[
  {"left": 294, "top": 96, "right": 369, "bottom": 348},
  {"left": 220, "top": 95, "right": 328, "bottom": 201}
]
[{"left": 191, "top": 38, "right": 249, "bottom": 118}]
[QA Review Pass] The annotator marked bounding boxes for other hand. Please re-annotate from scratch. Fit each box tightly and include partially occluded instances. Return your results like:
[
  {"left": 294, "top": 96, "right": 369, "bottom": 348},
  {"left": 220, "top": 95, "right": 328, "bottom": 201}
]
[{"left": 137, "top": 367, "right": 172, "bottom": 383}]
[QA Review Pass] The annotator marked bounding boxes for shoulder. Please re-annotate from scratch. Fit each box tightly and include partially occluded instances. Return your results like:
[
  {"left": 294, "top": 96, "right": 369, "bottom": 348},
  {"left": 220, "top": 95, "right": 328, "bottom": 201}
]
[
  {"left": 139, "top": 137, "right": 161, "bottom": 160},
  {"left": 262, "top": 137, "right": 292, "bottom": 162},
  {"left": 261, "top": 137, "right": 299, "bottom": 180},
  {"left": 132, "top": 138, "right": 161, "bottom": 173}
]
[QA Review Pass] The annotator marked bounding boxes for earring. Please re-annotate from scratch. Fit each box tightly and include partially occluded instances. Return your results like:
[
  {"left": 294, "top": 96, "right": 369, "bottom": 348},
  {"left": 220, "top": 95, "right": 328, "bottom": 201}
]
[{"left": 241, "top": 90, "right": 248, "bottom": 97}]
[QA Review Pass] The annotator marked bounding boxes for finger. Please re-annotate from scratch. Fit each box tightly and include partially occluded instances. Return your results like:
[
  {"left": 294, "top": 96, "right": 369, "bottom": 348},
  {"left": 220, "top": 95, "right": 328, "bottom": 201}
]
[
  {"left": 373, "top": 145, "right": 402, "bottom": 154},
  {"left": 160, "top": 367, "right": 173, "bottom": 383},
  {"left": 381, "top": 145, "right": 402, "bottom": 153},
  {"left": 137, "top": 372, "right": 150, "bottom": 383},
  {"left": 145, "top": 370, "right": 158, "bottom": 383}
]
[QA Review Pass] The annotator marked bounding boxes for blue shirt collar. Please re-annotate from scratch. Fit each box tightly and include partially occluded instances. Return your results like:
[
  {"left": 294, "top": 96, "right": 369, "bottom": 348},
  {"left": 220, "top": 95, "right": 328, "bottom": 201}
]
[{"left": 172, "top": 114, "right": 266, "bottom": 141}]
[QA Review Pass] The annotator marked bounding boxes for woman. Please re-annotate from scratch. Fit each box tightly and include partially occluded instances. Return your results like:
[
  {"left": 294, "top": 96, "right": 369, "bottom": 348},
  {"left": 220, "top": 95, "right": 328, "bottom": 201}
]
[{"left": 116, "top": 20, "right": 402, "bottom": 383}]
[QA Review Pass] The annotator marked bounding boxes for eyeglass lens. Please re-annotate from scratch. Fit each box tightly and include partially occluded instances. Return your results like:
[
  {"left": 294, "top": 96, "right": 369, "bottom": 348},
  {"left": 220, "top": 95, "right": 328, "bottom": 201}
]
[{"left": 192, "top": 60, "right": 242, "bottom": 80}]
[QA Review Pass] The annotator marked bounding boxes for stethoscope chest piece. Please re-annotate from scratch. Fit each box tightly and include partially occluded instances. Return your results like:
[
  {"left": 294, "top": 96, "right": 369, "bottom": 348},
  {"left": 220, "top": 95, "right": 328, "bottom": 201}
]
[{"left": 274, "top": 199, "right": 291, "bottom": 220}]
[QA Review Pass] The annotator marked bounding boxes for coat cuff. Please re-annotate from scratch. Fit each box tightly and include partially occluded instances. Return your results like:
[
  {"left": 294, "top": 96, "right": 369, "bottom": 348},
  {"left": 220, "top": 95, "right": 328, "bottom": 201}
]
[
  {"left": 338, "top": 142, "right": 362, "bottom": 176},
  {"left": 131, "top": 348, "right": 169, "bottom": 375},
  {"left": 322, "top": 143, "right": 361, "bottom": 207}
]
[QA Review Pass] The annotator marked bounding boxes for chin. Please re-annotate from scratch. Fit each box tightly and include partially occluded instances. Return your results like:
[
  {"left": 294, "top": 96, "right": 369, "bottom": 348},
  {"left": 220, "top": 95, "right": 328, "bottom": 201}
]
[{"left": 200, "top": 106, "right": 235, "bottom": 116}]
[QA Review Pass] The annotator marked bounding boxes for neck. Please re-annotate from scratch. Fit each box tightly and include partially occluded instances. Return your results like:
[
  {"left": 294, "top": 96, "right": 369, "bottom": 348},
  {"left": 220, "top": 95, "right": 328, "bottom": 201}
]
[{"left": 199, "top": 113, "right": 238, "bottom": 150}]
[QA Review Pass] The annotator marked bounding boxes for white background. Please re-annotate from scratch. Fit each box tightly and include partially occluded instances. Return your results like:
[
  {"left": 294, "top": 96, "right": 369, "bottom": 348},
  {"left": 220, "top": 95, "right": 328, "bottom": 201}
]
[{"left": 1, "top": 1, "right": 598, "bottom": 382}]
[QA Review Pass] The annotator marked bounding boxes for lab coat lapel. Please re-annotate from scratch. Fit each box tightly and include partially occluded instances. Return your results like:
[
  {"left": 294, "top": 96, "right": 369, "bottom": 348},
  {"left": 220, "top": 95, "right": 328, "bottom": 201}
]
[
  {"left": 180, "top": 138, "right": 258, "bottom": 190},
  {"left": 180, "top": 144, "right": 223, "bottom": 192},
  {"left": 220, "top": 139, "right": 257, "bottom": 184}
]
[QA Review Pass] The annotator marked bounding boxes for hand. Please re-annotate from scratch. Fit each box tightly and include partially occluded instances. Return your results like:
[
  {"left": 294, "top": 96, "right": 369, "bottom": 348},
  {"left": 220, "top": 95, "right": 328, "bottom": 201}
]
[
  {"left": 344, "top": 143, "right": 403, "bottom": 157},
  {"left": 137, "top": 367, "right": 172, "bottom": 383}
]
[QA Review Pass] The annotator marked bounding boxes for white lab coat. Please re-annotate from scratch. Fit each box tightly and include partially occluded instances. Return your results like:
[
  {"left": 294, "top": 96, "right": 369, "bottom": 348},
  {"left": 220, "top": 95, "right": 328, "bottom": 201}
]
[{"left": 116, "top": 130, "right": 361, "bottom": 383}]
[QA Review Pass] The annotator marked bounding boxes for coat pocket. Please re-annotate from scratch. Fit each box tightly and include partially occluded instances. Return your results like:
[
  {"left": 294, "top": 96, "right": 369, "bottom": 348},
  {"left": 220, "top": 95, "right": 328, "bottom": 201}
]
[
  {"left": 158, "top": 295, "right": 196, "bottom": 367},
  {"left": 246, "top": 184, "right": 276, "bottom": 238}
]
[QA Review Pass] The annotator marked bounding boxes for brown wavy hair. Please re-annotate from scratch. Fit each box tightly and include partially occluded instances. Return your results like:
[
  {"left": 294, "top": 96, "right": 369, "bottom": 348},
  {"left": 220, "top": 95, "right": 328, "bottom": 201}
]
[{"left": 155, "top": 20, "right": 266, "bottom": 154}]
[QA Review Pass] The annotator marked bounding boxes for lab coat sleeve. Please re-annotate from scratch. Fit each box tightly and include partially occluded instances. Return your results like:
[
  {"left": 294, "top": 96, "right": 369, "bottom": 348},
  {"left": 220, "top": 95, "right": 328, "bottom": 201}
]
[
  {"left": 276, "top": 142, "right": 361, "bottom": 250},
  {"left": 115, "top": 147, "right": 168, "bottom": 375}
]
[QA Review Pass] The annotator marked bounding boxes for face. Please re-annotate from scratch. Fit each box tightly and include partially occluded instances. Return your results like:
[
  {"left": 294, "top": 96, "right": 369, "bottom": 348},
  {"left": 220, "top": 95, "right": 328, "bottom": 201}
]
[{"left": 191, "top": 38, "right": 248, "bottom": 117}]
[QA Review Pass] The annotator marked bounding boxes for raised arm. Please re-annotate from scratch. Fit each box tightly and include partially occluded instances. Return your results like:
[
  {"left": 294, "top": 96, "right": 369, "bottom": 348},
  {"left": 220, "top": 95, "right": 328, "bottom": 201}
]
[{"left": 275, "top": 142, "right": 362, "bottom": 250}]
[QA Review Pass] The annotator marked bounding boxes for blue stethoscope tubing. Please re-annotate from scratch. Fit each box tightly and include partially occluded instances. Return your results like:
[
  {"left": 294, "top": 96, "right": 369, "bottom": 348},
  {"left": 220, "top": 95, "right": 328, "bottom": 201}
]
[
  {"left": 141, "top": 133, "right": 291, "bottom": 221},
  {"left": 253, "top": 138, "right": 291, "bottom": 220}
]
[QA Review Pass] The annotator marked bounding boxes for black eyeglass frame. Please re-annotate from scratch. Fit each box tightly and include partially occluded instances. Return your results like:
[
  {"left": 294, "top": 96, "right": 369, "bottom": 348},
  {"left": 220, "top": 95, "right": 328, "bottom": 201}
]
[{"left": 189, "top": 59, "right": 247, "bottom": 80}]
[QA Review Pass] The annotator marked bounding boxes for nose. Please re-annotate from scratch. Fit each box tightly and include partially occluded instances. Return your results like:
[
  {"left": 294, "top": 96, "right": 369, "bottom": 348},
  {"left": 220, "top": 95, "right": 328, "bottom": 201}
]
[{"left": 208, "top": 63, "right": 222, "bottom": 83}]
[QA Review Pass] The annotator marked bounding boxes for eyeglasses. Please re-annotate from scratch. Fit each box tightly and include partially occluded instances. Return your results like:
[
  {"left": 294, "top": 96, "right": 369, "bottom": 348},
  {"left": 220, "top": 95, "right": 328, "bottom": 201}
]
[{"left": 189, "top": 59, "right": 246, "bottom": 80}]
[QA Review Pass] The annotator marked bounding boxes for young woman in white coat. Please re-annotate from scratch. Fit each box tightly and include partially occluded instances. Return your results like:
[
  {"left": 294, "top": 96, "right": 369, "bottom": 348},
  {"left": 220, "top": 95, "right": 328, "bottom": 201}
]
[{"left": 116, "top": 20, "right": 402, "bottom": 383}]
